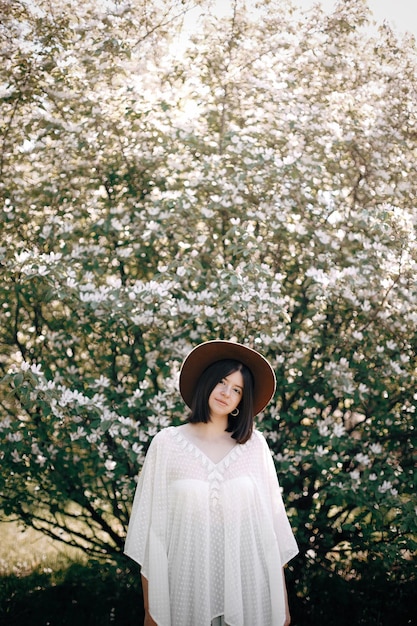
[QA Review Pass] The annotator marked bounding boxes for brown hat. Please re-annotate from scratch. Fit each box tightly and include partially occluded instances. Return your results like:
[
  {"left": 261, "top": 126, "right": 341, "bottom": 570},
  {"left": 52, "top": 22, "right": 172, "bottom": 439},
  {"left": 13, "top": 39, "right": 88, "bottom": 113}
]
[{"left": 179, "top": 340, "right": 276, "bottom": 416}]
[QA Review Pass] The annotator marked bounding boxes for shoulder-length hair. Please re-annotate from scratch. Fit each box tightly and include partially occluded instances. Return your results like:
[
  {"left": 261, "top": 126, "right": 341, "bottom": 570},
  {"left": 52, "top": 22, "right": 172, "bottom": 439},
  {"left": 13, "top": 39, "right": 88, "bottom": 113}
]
[{"left": 188, "top": 359, "right": 254, "bottom": 444}]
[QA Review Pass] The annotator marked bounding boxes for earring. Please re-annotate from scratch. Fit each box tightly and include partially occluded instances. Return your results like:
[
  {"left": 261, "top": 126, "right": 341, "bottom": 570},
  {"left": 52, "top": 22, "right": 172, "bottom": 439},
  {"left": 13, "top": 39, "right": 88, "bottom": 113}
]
[{"left": 230, "top": 408, "right": 239, "bottom": 417}]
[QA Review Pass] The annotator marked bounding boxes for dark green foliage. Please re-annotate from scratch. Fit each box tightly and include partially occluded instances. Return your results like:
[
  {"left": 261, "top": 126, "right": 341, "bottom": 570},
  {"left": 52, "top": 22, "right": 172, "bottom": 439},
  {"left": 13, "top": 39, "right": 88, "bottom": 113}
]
[
  {"left": 1, "top": 558, "right": 415, "bottom": 626},
  {"left": 0, "top": 560, "right": 143, "bottom": 626}
]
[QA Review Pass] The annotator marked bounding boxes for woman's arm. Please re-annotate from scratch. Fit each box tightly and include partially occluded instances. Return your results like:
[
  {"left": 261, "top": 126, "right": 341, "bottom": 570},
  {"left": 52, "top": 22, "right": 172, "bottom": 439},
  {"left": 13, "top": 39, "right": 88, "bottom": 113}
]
[
  {"left": 141, "top": 575, "right": 158, "bottom": 626},
  {"left": 283, "top": 568, "right": 291, "bottom": 626}
]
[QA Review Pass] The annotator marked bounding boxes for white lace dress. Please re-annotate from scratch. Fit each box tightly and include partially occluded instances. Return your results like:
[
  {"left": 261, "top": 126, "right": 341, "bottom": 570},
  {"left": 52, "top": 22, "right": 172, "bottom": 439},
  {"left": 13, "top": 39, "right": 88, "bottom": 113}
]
[{"left": 124, "top": 426, "right": 298, "bottom": 626}]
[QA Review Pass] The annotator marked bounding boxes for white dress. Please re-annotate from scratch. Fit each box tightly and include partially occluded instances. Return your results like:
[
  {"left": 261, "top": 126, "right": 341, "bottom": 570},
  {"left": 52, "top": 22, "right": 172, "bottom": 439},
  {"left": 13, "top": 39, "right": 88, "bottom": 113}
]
[{"left": 124, "top": 426, "right": 298, "bottom": 626}]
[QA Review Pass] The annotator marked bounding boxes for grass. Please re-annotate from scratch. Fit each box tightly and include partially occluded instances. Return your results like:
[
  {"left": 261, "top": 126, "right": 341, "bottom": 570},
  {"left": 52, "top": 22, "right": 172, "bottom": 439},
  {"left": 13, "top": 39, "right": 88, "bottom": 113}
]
[{"left": 0, "top": 517, "right": 85, "bottom": 577}]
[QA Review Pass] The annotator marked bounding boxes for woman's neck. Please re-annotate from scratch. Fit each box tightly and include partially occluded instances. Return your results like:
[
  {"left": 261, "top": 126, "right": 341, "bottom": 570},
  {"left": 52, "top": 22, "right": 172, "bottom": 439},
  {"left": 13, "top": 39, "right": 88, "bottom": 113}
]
[{"left": 189, "top": 416, "right": 230, "bottom": 439}]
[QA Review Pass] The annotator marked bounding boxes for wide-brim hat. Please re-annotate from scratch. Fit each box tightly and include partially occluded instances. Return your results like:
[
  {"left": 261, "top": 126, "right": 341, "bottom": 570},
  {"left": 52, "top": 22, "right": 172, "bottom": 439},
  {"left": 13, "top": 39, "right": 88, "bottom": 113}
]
[{"left": 179, "top": 340, "right": 276, "bottom": 416}]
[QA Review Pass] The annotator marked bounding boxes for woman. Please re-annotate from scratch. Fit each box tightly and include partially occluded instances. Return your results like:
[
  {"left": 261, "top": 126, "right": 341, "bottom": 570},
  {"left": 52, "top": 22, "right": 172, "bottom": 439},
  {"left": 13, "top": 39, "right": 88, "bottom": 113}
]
[{"left": 125, "top": 340, "right": 298, "bottom": 626}]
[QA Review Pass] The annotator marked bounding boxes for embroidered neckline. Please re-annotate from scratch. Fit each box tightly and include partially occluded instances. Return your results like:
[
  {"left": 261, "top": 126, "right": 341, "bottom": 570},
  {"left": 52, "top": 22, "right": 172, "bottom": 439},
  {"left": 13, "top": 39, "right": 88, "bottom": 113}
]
[
  {"left": 170, "top": 427, "right": 252, "bottom": 508},
  {"left": 171, "top": 426, "right": 252, "bottom": 469},
  {"left": 170, "top": 426, "right": 246, "bottom": 469}
]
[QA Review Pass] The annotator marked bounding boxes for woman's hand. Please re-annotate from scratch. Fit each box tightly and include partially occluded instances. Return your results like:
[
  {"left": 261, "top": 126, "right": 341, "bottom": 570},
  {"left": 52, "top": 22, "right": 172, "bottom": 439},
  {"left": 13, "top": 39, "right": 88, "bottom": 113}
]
[
  {"left": 144, "top": 611, "right": 158, "bottom": 626},
  {"left": 282, "top": 567, "right": 291, "bottom": 625},
  {"left": 142, "top": 575, "right": 158, "bottom": 625}
]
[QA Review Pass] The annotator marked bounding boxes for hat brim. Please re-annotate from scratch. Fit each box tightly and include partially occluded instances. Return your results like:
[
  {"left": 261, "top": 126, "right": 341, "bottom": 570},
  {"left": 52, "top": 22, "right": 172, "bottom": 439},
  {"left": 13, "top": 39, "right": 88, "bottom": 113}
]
[{"left": 179, "top": 340, "right": 276, "bottom": 416}]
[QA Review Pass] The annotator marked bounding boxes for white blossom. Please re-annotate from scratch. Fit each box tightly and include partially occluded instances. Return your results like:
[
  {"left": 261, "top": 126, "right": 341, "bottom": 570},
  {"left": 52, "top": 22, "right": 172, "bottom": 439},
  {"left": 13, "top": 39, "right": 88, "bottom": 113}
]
[
  {"left": 35, "top": 454, "right": 47, "bottom": 467},
  {"left": 378, "top": 480, "right": 393, "bottom": 494},
  {"left": 7, "top": 432, "right": 23, "bottom": 442},
  {"left": 105, "top": 459, "right": 116, "bottom": 471},
  {"left": 333, "top": 423, "right": 346, "bottom": 438},
  {"left": 355, "top": 453, "right": 370, "bottom": 466},
  {"left": 97, "top": 443, "right": 108, "bottom": 457},
  {"left": 318, "top": 421, "right": 330, "bottom": 437},
  {"left": 0, "top": 417, "right": 12, "bottom": 430},
  {"left": 11, "top": 450, "right": 22, "bottom": 463},
  {"left": 91, "top": 375, "right": 111, "bottom": 388},
  {"left": 70, "top": 426, "right": 87, "bottom": 441}
]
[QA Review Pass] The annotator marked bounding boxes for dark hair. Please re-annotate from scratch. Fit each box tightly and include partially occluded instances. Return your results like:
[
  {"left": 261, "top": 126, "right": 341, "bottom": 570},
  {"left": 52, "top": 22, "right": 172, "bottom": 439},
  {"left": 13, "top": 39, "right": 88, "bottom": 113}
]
[{"left": 188, "top": 359, "right": 255, "bottom": 444}]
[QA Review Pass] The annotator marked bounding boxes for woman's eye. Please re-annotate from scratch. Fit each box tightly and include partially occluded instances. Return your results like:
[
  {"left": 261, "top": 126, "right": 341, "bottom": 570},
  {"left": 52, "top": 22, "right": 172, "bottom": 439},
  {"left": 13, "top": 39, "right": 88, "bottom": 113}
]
[{"left": 218, "top": 380, "right": 241, "bottom": 394}]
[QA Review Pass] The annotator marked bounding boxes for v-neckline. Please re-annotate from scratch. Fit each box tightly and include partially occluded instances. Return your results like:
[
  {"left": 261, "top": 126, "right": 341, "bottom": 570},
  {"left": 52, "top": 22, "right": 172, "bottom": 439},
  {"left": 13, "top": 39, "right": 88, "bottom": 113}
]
[{"left": 174, "top": 426, "right": 240, "bottom": 467}]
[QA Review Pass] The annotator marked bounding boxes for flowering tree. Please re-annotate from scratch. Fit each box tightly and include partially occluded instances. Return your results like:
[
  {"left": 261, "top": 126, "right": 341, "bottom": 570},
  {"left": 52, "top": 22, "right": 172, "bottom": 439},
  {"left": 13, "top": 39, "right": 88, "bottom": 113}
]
[{"left": 1, "top": 0, "right": 416, "bottom": 608}]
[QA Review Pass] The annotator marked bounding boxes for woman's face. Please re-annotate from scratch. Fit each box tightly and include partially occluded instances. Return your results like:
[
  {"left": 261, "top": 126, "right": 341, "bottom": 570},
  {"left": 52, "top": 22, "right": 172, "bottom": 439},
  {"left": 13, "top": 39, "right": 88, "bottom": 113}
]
[{"left": 208, "top": 370, "right": 244, "bottom": 419}]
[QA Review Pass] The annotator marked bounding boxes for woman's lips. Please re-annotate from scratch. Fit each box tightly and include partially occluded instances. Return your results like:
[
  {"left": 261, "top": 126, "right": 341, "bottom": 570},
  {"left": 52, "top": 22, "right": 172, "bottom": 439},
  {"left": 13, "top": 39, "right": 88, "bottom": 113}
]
[{"left": 215, "top": 398, "right": 228, "bottom": 406}]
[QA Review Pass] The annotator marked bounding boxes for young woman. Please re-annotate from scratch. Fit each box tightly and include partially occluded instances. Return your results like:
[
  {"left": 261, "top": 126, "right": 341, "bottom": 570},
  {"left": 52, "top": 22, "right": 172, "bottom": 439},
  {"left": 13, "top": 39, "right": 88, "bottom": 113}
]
[{"left": 125, "top": 340, "right": 298, "bottom": 626}]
